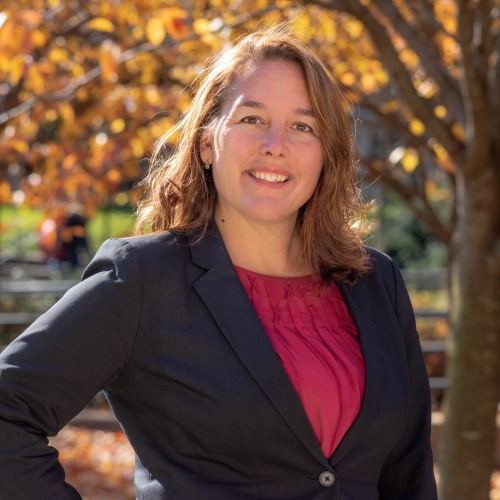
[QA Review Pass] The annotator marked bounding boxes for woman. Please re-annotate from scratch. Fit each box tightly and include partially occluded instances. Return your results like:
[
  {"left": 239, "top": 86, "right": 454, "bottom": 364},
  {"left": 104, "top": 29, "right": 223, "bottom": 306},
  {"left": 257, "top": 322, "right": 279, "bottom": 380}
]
[{"left": 0, "top": 27, "right": 437, "bottom": 498}]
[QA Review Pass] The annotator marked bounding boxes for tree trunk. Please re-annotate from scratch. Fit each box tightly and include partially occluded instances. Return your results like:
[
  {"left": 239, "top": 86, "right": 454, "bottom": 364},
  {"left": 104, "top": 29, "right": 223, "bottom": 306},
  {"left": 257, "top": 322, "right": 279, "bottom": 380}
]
[{"left": 439, "top": 166, "right": 500, "bottom": 499}]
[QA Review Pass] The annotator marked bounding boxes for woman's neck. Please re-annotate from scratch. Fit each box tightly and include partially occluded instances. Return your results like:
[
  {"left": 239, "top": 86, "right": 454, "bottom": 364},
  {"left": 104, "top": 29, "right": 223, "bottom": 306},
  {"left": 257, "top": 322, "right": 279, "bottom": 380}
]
[{"left": 215, "top": 211, "right": 311, "bottom": 277}]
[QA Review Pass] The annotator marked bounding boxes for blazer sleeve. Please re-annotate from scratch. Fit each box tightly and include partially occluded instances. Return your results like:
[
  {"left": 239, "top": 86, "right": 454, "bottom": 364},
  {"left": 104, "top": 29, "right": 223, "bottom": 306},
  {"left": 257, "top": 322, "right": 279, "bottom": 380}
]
[
  {"left": 378, "top": 259, "right": 438, "bottom": 499},
  {"left": 0, "top": 239, "right": 142, "bottom": 499}
]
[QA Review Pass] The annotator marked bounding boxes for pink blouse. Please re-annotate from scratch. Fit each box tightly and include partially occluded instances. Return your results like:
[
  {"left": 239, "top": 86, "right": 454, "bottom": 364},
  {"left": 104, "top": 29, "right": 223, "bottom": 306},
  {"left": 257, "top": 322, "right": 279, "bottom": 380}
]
[{"left": 234, "top": 266, "right": 365, "bottom": 458}]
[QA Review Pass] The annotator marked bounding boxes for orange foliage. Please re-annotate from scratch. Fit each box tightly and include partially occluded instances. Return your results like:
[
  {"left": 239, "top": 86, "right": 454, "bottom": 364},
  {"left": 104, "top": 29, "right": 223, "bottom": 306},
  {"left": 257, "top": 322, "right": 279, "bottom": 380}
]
[
  {"left": 0, "top": 1, "right": 460, "bottom": 220},
  {"left": 49, "top": 427, "right": 135, "bottom": 499}
]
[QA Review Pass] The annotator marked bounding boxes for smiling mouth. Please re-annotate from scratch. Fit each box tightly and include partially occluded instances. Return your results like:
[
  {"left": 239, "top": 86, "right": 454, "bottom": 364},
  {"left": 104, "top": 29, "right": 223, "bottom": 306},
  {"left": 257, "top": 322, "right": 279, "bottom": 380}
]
[{"left": 248, "top": 170, "right": 289, "bottom": 183}]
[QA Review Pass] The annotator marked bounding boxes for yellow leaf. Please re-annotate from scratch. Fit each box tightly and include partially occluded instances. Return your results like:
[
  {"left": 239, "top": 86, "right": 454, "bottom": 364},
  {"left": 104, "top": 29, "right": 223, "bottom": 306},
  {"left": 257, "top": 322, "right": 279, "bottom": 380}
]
[
  {"left": 339, "top": 72, "right": 355, "bottom": 86},
  {"left": 59, "top": 103, "right": 75, "bottom": 124},
  {"left": 110, "top": 118, "right": 126, "bottom": 134},
  {"left": 48, "top": 48, "right": 68, "bottom": 63},
  {"left": 26, "top": 66, "right": 46, "bottom": 93},
  {"left": 380, "top": 100, "right": 400, "bottom": 114},
  {"left": 99, "top": 48, "right": 119, "bottom": 82},
  {"left": 106, "top": 169, "right": 122, "bottom": 183},
  {"left": 416, "top": 79, "right": 437, "bottom": 98},
  {"left": 433, "top": 142, "right": 448, "bottom": 161},
  {"left": 85, "top": 18, "right": 115, "bottom": 33},
  {"left": 131, "top": 138, "right": 145, "bottom": 157},
  {"left": 114, "top": 192, "right": 129, "bottom": 206},
  {"left": 399, "top": 47, "right": 419, "bottom": 67},
  {"left": 409, "top": 118, "right": 425, "bottom": 136},
  {"left": 0, "top": 180, "right": 12, "bottom": 203},
  {"left": 346, "top": 19, "right": 364, "bottom": 39},
  {"left": 44, "top": 109, "right": 58, "bottom": 121},
  {"left": 434, "top": 105, "right": 447, "bottom": 118},
  {"left": 11, "top": 139, "right": 29, "bottom": 153},
  {"left": 451, "top": 122, "right": 465, "bottom": 141},
  {"left": 374, "top": 68, "right": 389, "bottom": 86},
  {"left": 63, "top": 153, "right": 78, "bottom": 170},
  {"left": 193, "top": 19, "right": 211, "bottom": 35},
  {"left": 334, "top": 62, "right": 348, "bottom": 73},
  {"left": 146, "top": 18, "right": 165, "bottom": 46},
  {"left": 76, "top": 88, "right": 88, "bottom": 101},
  {"left": 401, "top": 149, "right": 419, "bottom": 172},
  {"left": 71, "top": 64, "right": 85, "bottom": 77},
  {"left": 9, "top": 56, "right": 25, "bottom": 85},
  {"left": 31, "top": 29, "right": 47, "bottom": 48},
  {"left": 361, "top": 73, "right": 377, "bottom": 93}
]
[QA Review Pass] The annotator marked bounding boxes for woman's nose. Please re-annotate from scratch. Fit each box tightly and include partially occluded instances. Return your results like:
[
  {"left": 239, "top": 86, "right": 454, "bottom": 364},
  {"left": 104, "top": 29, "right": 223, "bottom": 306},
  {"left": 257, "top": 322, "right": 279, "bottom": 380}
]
[{"left": 260, "top": 126, "right": 287, "bottom": 157}]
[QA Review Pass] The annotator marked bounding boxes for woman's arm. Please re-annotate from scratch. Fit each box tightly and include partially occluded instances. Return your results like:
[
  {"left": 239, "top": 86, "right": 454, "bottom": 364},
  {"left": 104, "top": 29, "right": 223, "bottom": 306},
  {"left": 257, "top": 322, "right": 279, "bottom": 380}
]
[
  {"left": 378, "top": 260, "right": 438, "bottom": 499},
  {"left": 0, "top": 239, "right": 142, "bottom": 499}
]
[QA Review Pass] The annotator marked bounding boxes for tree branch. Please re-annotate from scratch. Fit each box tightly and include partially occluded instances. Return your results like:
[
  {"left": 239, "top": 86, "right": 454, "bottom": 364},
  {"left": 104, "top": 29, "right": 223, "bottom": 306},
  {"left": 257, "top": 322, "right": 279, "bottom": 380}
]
[
  {"left": 478, "top": 0, "right": 493, "bottom": 86},
  {"left": 489, "top": 25, "right": 500, "bottom": 157},
  {"left": 355, "top": 92, "right": 437, "bottom": 154},
  {"left": 411, "top": 0, "right": 458, "bottom": 41},
  {"left": 307, "top": 0, "right": 464, "bottom": 158},
  {"left": 360, "top": 157, "right": 452, "bottom": 245},
  {"left": 376, "top": 1, "right": 464, "bottom": 122},
  {"left": 456, "top": 0, "right": 490, "bottom": 162}
]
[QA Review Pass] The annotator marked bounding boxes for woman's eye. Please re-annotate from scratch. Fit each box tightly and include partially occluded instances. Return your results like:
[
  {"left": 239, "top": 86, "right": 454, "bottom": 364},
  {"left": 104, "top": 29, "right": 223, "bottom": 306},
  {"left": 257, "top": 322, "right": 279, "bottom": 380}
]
[
  {"left": 241, "top": 116, "right": 262, "bottom": 124},
  {"left": 293, "top": 122, "right": 313, "bottom": 133}
]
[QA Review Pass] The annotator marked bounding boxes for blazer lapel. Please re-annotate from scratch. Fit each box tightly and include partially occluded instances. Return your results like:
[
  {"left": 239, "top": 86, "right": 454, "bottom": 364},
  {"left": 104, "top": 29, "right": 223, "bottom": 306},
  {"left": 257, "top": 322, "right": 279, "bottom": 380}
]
[
  {"left": 330, "top": 278, "right": 385, "bottom": 465},
  {"left": 189, "top": 227, "right": 330, "bottom": 467}
]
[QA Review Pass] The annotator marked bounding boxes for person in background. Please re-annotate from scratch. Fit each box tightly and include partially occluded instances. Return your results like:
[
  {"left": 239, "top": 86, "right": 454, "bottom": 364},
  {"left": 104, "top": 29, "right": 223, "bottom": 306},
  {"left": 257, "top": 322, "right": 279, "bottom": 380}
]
[
  {"left": 0, "top": 25, "right": 437, "bottom": 499},
  {"left": 58, "top": 206, "right": 90, "bottom": 269},
  {"left": 38, "top": 204, "right": 89, "bottom": 273}
]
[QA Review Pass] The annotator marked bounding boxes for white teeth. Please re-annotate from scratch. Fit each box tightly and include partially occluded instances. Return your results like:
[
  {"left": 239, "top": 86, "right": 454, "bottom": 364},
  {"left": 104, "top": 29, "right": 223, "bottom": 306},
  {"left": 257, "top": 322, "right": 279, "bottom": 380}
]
[{"left": 250, "top": 171, "right": 288, "bottom": 183}]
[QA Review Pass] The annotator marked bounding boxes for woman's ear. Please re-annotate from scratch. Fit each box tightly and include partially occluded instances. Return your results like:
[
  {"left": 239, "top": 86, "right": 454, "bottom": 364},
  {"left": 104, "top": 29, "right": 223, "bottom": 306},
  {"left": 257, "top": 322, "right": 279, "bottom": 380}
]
[{"left": 199, "top": 133, "right": 213, "bottom": 164}]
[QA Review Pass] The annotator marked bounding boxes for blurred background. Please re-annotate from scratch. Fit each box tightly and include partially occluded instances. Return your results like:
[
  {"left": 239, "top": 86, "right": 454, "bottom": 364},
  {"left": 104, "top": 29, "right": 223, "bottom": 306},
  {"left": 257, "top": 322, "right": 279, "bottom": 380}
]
[{"left": 0, "top": 1, "right": 498, "bottom": 498}]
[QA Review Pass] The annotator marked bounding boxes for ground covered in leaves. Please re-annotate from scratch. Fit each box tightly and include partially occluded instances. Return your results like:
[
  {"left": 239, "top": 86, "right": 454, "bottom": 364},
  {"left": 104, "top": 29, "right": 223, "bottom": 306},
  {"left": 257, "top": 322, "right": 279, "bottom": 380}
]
[
  {"left": 51, "top": 426, "right": 500, "bottom": 499},
  {"left": 50, "top": 426, "right": 135, "bottom": 499}
]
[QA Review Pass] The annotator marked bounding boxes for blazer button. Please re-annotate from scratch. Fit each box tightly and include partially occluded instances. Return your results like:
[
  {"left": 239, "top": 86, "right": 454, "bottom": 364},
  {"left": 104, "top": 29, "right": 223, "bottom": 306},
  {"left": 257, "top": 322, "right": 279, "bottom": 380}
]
[{"left": 318, "top": 471, "right": 336, "bottom": 487}]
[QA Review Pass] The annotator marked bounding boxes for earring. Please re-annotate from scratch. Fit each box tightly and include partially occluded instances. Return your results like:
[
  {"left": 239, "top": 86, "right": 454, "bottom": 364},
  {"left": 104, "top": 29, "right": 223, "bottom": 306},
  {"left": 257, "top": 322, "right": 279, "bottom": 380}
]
[{"left": 204, "top": 161, "right": 211, "bottom": 170}]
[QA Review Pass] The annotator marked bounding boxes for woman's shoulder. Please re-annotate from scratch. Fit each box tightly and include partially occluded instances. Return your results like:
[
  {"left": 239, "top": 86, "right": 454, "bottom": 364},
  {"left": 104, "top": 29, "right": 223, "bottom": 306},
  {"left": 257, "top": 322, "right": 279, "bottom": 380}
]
[
  {"left": 362, "top": 246, "right": 410, "bottom": 301},
  {"left": 118, "top": 230, "right": 189, "bottom": 250},
  {"left": 365, "top": 246, "right": 396, "bottom": 274},
  {"left": 105, "top": 230, "right": 188, "bottom": 252},
  {"left": 91, "top": 231, "right": 192, "bottom": 270}
]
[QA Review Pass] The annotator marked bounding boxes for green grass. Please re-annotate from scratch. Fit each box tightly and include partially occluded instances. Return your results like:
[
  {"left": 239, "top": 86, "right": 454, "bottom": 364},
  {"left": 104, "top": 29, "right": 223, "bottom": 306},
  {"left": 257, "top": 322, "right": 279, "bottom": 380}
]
[{"left": 0, "top": 204, "right": 136, "bottom": 257}]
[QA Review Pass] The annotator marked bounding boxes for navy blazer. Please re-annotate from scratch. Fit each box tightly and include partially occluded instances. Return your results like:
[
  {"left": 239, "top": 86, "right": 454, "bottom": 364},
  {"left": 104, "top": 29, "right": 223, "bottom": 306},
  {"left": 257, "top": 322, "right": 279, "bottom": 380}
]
[{"left": 0, "top": 228, "right": 437, "bottom": 499}]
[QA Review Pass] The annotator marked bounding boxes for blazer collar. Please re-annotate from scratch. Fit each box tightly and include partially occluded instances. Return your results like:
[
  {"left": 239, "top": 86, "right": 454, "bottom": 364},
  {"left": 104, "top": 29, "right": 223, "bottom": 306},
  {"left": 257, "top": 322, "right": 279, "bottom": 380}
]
[{"left": 188, "top": 226, "right": 330, "bottom": 467}]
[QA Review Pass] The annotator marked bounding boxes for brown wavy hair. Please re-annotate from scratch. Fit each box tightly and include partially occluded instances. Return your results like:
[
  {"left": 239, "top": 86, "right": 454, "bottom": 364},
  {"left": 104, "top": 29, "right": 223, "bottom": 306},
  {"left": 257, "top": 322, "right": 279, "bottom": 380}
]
[{"left": 135, "top": 25, "right": 372, "bottom": 283}]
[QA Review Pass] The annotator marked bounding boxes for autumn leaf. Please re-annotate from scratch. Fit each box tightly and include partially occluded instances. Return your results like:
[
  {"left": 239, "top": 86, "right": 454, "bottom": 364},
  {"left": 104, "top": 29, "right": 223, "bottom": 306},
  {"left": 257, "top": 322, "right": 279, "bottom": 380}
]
[
  {"left": 99, "top": 44, "right": 119, "bottom": 82},
  {"left": 159, "top": 7, "right": 189, "bottom": 40},
  {"left": 193, "top": 18, "right": 211, "bottom": 35},
  {"left": 409, "top": 118, "right": 426, "bottom": 136},
  {"left": 85, "top": 18, "right": 115, "bottom": 33},
  {"left": 9, "top": 55, "right": 26, "bottom": 85},
  {"left": 401, "top": 148, "right": 420, "bottom": 172},
  {"left": 146, "top": 17, "right": 166, "bottom": 46}
]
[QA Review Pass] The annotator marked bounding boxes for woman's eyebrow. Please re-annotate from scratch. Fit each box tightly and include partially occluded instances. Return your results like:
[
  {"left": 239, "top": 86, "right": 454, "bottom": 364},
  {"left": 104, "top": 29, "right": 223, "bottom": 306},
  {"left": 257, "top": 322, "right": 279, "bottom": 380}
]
[
  {"left": 238, "top": 100, "right": 265, "bottom": 110},
  {"left": 295, "top": 108, "right": 316, "bottom": 118},
  {"left": 237, "top": 100, "right": 315, "bottom": 118}
]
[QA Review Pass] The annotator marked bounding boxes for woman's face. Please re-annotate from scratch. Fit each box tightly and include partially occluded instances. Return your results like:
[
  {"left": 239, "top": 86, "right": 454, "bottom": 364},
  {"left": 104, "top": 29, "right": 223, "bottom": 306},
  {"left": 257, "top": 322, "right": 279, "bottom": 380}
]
[{"left": 201, "top": 59, "right": 324, "bottom": 230}]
